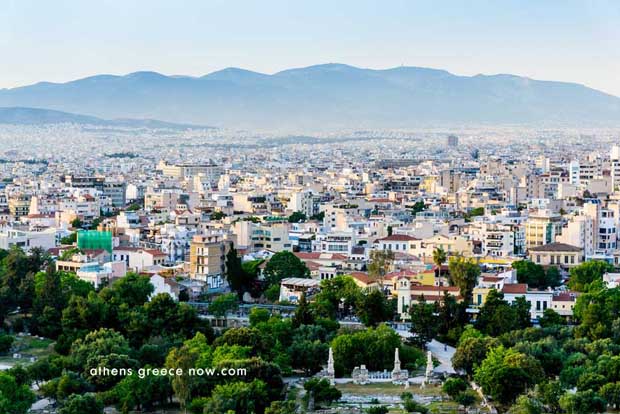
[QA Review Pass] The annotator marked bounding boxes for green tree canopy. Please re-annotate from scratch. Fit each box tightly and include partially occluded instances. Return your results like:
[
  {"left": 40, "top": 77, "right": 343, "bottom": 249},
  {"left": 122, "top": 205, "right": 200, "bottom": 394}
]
[
  {"left": 474, "top": 346, "right": 544, "bottom": 407},
  {"left": 568, "top": 261, "right": 614, "bottom": 292},
  {"left": 448, "top": 255, "right": 480, "bottom": 303},
  {"left": 0, "top": 372, "right": 36, "bottom": 414},
  {"left": 264, "top": 251, "right": 309, "bottom": 287}
]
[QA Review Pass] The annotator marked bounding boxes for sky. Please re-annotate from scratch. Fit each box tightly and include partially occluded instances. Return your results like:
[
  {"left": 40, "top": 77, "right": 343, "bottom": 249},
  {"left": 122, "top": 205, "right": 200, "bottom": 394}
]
[{"left": 2, "top": 0, "right": 620, "bottom": 96}]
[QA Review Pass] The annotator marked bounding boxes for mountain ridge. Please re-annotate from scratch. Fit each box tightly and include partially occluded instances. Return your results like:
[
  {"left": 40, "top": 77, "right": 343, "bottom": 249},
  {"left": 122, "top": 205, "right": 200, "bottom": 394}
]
[
  {"left": 1, "top": 64, "right": 618, "bottom": 130},
  {"left": 0, "top": 107, "right": 214, "bottom": 129}
]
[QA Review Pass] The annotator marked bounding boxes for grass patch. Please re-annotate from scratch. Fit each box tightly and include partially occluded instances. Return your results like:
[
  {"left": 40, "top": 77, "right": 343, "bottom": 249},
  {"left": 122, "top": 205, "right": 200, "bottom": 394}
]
[
  {"left": 0, "top": 334, "right": 55, "bottom": 368},
  {"left": 336, "top": 382, "right": 445, "bottom": 398}
]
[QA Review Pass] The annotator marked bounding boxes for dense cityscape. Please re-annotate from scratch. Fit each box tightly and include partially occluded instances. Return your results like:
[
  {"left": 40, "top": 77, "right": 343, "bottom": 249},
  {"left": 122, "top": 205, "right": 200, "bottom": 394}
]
[{"left": 0, "top": 122, "right": 618, "bottom": 413}]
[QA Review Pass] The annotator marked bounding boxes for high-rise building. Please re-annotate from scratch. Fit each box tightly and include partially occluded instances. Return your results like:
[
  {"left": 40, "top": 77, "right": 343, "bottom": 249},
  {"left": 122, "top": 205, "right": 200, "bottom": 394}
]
[
  {"left": 447, "top": 135, "right": 459, "bottom": 148},
  {"left": 610, "top": 146, "right": 620, "bottom": 191}
]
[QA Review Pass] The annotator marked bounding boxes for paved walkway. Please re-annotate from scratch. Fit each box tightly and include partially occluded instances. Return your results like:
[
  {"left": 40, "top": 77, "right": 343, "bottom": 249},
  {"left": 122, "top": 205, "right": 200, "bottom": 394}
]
[{"left": 426, "top": 339, "right": 456, "bottom": 375}]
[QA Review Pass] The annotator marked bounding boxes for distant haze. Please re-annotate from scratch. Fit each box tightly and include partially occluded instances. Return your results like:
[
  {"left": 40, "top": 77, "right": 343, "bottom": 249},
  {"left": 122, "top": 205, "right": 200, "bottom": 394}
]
[{"left": 0, "top": 64, "right": 619, "bottom": 130}]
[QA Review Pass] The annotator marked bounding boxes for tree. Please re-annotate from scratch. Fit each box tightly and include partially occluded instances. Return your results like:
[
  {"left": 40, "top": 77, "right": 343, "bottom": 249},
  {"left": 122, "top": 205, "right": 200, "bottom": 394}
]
[
  {"left": 70, "top": 328, "right": 131, "bottom": 369},
  {"left": 442, "top": 377, "right": 468, "bottom": 398},
  {"left": 476, "top": 289, "right": 520, "bottom": 336},
  {"left": 32, "top": 267, "right": 65, "bottom": 338},
  {"left": 433, "top": 247, "right": 447, "bottom": 281},
  {"left": 368, "top": 249, "right": 395, "bottom": 287},
  {"left": 401, "top": 392, "right": 429, "bottom": 413},
  {"left": 226, "top": 247, "right": 253, "bottom": 298},
  {"left": 0, "top": 372, "right": 36, "bottom": 414},
  {"left": 411, "top": 201, "right": 426, "bottom": 215},
  {"left": 311, "top": 276, "right": 362, "bottom": 319},
  {"left": 60, "top": 232, "right": 77, "bottom": 245},
  {"left": 40, "top": 372, "right": 91, "bottom": 401},
  {"left": 513, "top": 296, "right": 532, "bottom": 330},
  {"left": 71, "top": 217, "right": 83, "bottom": 228},
  {"left": 568, "top": 260, "right": 614, "bottom": 292},
  {"left": 508, "top": 395, "right": 543, "bottom": 414},
  {"left": 539, "top": 308, "right": 565, "bottom": 328},
  {"left": 600, "top": 382, "right": 620, "bottom": 409},
  {"left": 211, "top": 211, "right": 227, "bottom": 220},
  {"left": 209, "top": 293, "right": 239, "bottom": 319},
  {"left": 474, "top": 346, "right": 544, "bottom": 407},
  {"left": 455, "top": 390, "right": 477, "bottom": 408},
  {"left": 535, "top": 380, "right": 563, "bottom": 414},
  {"left": 573, "top": 287, "right": 620, "bottom": 341},
  {"left": 264, "top": 251, "right": 309, "bottom": 287},
  {"left": 437, "top": 293, "right": 468, "bottom": 344},
  {"left": 310, "top": 211, "right": 325, "bottom": 221},
  {"left": 289, "top": 337, "right": 328, "bottom": 376},
  {"left": 288, "top": 211, "right": 307, "bottom": 223},
  {"left": 366, "top": 406, "right": 389, "bottom": 414},
  {"left": 448, "top": 255, "right": 480, "bottom": 304},
  {"left": 265, "top": 400, "right": 296, "bottom": 414},
  {"left": 512, "top": 260, "right": 547, "bottom": 289},
  {"left": 292, "top": 293, "right": 315, "bottom": 327},
  {"left": 545, "top": 266, "right": 562, "bottom": 289},
  {"left": 203, "top": 380, "right": 268, "bottom": 414},
  {"left": 249, "top": 308, "right": 271, "bottom": 326},
  {"left": 27, "top": 355, "right": 64, "bottom": 385},
  {"left": 0, "top": 334, "right": 14, "bottom": 354},
  {"left": 559, "top": 390, "right": 606, "bottom": 414},
  {"left": 452, "top": 335, "right": 499, "bottom": 377},
  {"left": 165, "top": 344, "right": 200, "bottom": 413},
  {"left": 58, "top": 393, "right": 103, "bottom": 414},
  {"left": 138, "top": 293, "right": 212, "bottom": 344},
  {"left": 331, "top": 324, "right": 411, "bottom": 376},
  {"left": 303, "top": 378, "right": 341, "bottom": 408},
  {"left": 408, "top": 296, "right": 439, "bottom": 348},
  {"left": 110, "top": 272, "right": 154, "bottom": 307},
  {"left": 356, "top": 289, "right": 392, "bottom": 327}
]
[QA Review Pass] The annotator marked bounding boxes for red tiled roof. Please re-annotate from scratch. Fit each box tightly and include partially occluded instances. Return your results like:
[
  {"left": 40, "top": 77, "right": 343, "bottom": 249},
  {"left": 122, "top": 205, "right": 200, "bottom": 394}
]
[
  {"left": 553, "top": 291, "right": 580, "bottom": 302},
  {"left": 294, "top": 252, "right": 348, "bottom": 261},
  {"left": 411, "top": 294, "right": 463, "bottom": 301},
  {"left": 411, "top": 285, "right": 460, "bottom": 292},
  {"left": 349, "top": 272, "right": 376, "bottom": 285},
  {"left": 376, "top": 234, "right": 419, "bottom": 242},
  {"left": 502, "top": 283, "right": 528, "bottom": 294},
  {"left": 482, "top": 276, "right": 503, "bottom": 282},
  {"left": 304, "top": 261, "right": 321, "bottom": 271},
  {"left": 386, "top": 270, "right": 418, "bottom": 280}
]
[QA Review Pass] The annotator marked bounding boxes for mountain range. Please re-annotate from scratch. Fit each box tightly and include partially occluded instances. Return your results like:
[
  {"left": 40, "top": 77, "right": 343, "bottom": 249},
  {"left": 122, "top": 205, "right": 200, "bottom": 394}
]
[
  {"left": 1, "top": 64, "right": 619, "bottom": 129},
  {"left": 0, "top": 107, "right": 210, "bottom": 129}
]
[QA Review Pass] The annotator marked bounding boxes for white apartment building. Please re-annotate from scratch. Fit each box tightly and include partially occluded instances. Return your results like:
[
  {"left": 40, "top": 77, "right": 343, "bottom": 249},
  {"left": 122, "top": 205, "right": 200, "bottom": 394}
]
[
  {"left": 0, "top": 227, "right": 56, "bottom": 252},
  {"left": 479, "top": 222, "right": 516, "bottom": 257},
  {"left": 556, "top": 215, "right": 595, "bottom": 257}
]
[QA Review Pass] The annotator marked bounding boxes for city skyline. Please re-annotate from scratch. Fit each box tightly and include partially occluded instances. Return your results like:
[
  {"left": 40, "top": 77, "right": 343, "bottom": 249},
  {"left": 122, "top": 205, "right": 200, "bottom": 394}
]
[{"left": 2, "top": 0, "right": 620, "bottom": 95}]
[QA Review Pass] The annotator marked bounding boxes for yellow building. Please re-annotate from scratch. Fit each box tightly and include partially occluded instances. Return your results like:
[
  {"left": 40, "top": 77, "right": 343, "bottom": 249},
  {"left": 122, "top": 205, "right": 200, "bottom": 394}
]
[
  {"left": 8, "top": 194, "right": 31, "bottom": 218},
  {"left": 524, "top": 210, "right": 562, "bottom": 250},
  {"left": 189, "top": 235, "right": 231, "bottom": 289}
]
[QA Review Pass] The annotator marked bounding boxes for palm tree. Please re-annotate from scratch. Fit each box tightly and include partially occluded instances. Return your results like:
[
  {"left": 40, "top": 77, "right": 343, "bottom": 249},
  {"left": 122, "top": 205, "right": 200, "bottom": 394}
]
[{"left": 432, "top": 247, "right": 447, "bottom": 285}]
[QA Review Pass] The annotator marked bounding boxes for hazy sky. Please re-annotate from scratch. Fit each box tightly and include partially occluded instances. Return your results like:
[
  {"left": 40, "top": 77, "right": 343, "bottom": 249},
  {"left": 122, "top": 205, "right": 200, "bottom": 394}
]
[{"left": 2, "top": 0, "right": 620, "bottom": 95}]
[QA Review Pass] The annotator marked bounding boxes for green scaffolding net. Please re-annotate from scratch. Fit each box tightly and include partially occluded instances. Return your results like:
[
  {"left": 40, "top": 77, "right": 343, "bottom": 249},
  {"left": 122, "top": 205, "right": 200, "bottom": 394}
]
[{"left": 77, "top": 230, "right": 113, "bottom": 253}]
